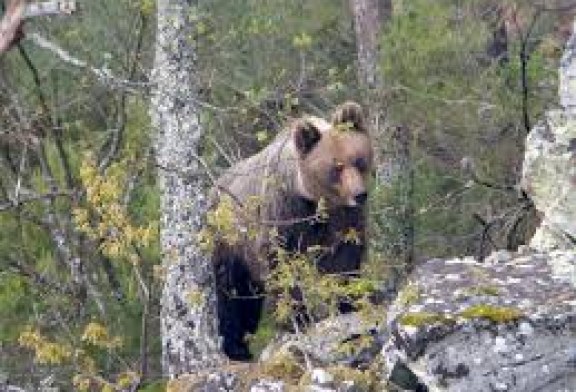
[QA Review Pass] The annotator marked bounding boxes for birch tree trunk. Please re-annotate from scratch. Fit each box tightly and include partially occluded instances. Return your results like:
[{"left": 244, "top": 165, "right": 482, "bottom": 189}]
[
  {"left": 349, "top": 0, "right": 389, "bottom": 93},
  {"left": 349, "top": 0, "right": 394, "bottom": 181},
  {"left": 350, "top": 0, "right": 414, "bottom": 289},
  {"left": 151, "top": 0, "right": 224, "bottom": 377}
]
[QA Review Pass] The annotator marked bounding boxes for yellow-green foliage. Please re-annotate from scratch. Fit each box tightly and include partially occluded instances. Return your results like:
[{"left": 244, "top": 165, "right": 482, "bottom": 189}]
[
  {"left": 247, "top": 312, "right": 276, "bottom": 357},
  {"left": 73, "top": 370, "right": 139, "bottom": 392},
  {"left": 268, "top": 247, "right": 376, "bottom": 325},
  {"left": 201, "top": 195, "right": 376, "bottom": 329},
  {"left": 399, "top": 312, "right": 454, "bottom": 328},
  {"left": 198, "top": 195, "right": 243, "bottom": 251},
  {"left": 399, "top": 305, "right": 523, "bottom": 327},
  {"left": 459, "top": 304, "right": 523, "bottom": 323},
  {"left": 18, "top": 328, "right": 72, "bottom": 365},
  {"left": 138, "top": 380, "right": 168, "bottom": 392},
  {"left": 74, "top": 154, "right": 157, "bottom": 261},
  {"left": 81, "top": 322, "right": 122, "bottom": 349},
  {"left": 397, "top": 282, "right": 421, "bottom": 306},
  {"left": 19, "top": 322, "right": 135, "bottom": 391},
  {"left": 337, "top": 334, "right": 377, "bottom": 359},
  {"left": 462, "top": 285, "right": 500, "bottom": 297}
]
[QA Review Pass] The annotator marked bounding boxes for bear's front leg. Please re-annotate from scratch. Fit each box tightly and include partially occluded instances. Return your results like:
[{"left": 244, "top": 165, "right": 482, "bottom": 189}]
[
  {"left": 216, "top": 257, "right": 264, "bottom": 361},
  {"left": 217, "top": 289, "right": 252, "bottom": 360}
]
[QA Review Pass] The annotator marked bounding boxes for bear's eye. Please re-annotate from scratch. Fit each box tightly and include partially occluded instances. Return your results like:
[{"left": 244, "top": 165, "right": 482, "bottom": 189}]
[
  {"left": 353, "top": 157, "right": 368, "bottom": 173},
  {"left": 328, "top": 162, "right": 344, "bottom": 184}
]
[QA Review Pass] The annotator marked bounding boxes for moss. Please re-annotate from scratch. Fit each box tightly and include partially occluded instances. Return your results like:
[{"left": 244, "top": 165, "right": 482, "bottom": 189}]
[
  {"left": 139, "top": 380, "right": 167, "bottom": 392},
  {"left": 336, "top": 334, "right": 376, "bottom": 358},
  {"left": 260, "top": 352, "right": 305, "bottom": 384},
  {"left": 247, "top": 312, "right": 277, "bottom": 357},
  {"left": 459, "top": 304, "right": 523, "bottom": 323},
  {"left": 398, "top": 312, "right": 454, "bottom": 327},
  {"left": 463, "top": 285, "right": 501, "bottom": 297},
  {"left": 397, "top": 283, "right": 421, "bottom": 307}
]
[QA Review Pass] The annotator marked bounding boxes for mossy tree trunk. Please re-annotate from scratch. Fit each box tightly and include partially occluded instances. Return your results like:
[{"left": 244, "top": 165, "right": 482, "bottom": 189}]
[{"left": 151, "top": 0, "right": 224, "bottom": 377}]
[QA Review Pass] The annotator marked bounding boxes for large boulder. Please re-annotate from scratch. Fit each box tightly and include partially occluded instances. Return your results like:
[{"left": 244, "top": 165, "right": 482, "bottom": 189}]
[
  {"left": 521, "top": 110, "right": 576, "bottom": 251},
  {"left": 522, "top": 17, "right": 576, "bottom": 252},
  {"left": 559, "top": 20, "right": 576, "bottom": 114},
  {"left": 382, "top": 249, "right": 576, "bottom": 391}
]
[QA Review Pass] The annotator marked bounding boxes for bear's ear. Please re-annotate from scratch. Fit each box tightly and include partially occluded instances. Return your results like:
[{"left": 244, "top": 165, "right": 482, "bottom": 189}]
[
  {"left": 331, "top": 101, "right": 367, "bottom": 133},
  {"left": 293, "top": 119, "right": 322, "bottom": 156}
]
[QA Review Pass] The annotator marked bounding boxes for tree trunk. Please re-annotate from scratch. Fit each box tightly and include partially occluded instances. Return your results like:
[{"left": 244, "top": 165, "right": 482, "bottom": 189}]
[
  {"left": 350, "top": 0, "right": 414, "bottom": 290},
  {"left": 349, "top": 0, "right": 389, "bottom": 92},
  {"left": 349, "top": 0, "right": 396, "bottom": 182},
  {"left": 151, "top": 0, "right": 224, "bottom": 377}
]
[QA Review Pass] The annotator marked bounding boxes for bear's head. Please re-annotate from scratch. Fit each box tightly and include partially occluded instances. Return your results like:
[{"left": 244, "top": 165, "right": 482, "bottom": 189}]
[{"left": 292, "top": 101, "right": 373, "bottom": 208}]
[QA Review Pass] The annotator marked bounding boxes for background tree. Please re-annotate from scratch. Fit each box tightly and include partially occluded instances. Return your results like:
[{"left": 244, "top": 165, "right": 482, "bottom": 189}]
[{"left": 349, "top": 0, "right": 413, "bottom": 289}]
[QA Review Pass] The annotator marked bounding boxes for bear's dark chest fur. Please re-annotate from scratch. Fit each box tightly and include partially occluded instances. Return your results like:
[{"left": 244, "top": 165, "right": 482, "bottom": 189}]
[{"left": 275, "top": 194, "right": 365, "bottom": 275}]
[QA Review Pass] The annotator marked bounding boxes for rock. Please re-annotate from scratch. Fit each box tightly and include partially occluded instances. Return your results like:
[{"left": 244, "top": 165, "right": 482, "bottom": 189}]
[
  {"left": 311, "top": 368, "right": 334, "bottom": 386},
  {"left": 382, "top": 250, "right": 576, "bottom": 391},
  {"left": 260, "top": 313, "right": 385, "bottom": 369},
  {"left": 522, "top": 18, "right": 576, "bottom": 252},
  {"left": 521, "top": 110, "right": 576, "bottom": 251},
  {"left": 167, "top": 370, "right": 239, "bottom": 392},
  {"left": 306, "top": 386, "right": 335, "bottom": 392},
  {"left": 250, "top": 380, "right": 286, "bottom": 392},
  {"left": 559, "top": 19, "right": 576, "bottom": 114},
  {"left": 0, "top": 373, "right": 27, "bottom": 392}
]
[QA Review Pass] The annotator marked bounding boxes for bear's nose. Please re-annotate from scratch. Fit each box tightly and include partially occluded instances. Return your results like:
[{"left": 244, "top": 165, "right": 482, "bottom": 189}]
[{"left": 354, "top": 192, "right": 368, "bottom": 205}]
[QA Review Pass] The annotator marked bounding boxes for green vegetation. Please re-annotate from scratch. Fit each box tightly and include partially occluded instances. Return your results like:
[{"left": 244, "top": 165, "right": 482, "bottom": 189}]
[
  {"left": 399, "top": 305, "right": 523, "bottom": 328},
  {"left": 462, "top": 285, "right": 501, "bottom": 298},
  {"left": 371, "top": 0, "right": 555, "bottom": 273},
  {"left": 0, "top": 0, "right": 566, "bottom": 389},
  {"left": 460, "top": 304, "right": 523, "bottom": 323},
  {"left": 397, "top": 283, "right": 421, "bottom": 306},
  {"left": 399, "top": 312, "right": 454, "bottom": 327}
]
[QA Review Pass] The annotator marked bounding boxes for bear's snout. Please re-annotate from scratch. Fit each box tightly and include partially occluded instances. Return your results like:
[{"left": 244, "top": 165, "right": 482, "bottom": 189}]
[
  {"left": 345, "top": 191, "right": 368, "bottom": 208},
  {"left": 354, "top": 192, "right": 368, "bottom": 205}
]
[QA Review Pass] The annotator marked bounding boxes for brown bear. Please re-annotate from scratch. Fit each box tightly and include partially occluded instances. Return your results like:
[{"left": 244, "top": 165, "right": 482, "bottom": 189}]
[{"left": 209, "top": 101, "right": 373, "bottom": 360}]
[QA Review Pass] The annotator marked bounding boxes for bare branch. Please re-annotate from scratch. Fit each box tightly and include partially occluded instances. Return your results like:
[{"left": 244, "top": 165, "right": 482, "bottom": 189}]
[
  {"left": 534, "top": 1, "right": 576, "bottom": 13},
  {"left": 28, "top": 33, "right": 150, "bottom": 92},
  {"left": 0, "top": 0, "right": 25, "bottom": 54},
  {"left": 23, "top": 0, "right": 76, "bottom": 18},
  {"left": 1, "top": 1, "right": 78, "bottom": 55},
  {"left": 0, "top": 189, "right": 74, "bottom": 212}
]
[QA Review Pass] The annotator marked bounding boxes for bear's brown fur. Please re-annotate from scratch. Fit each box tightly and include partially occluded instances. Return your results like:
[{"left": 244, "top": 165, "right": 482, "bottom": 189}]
[{"left": 209, "top": 101, "right": 373, "bottom": 360}]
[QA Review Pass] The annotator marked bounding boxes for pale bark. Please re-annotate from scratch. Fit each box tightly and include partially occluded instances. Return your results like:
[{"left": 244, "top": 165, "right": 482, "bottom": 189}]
[
  {"left": 0, "top": 0, "right": 77, "bottom": 55},
  {"left": 151, "top": 0, "right": 224, "bottom": 377},
  {"left": 0, "top": 0, "right": 25, "bottom": 54},
  {"left": 350, "top": 0, "right": 414, "bottom": 287},
  {"left": 349, "top": 0, "right": 388, "bottom": 92},
  {"left": 349, "top": 0, "right": 396, "bottom": 182}
]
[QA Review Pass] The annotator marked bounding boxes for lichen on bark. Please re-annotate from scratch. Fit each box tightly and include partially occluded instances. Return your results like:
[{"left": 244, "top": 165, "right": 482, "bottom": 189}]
[{"left": 150, "top": 0, "right": 224, "bottom": 377}]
